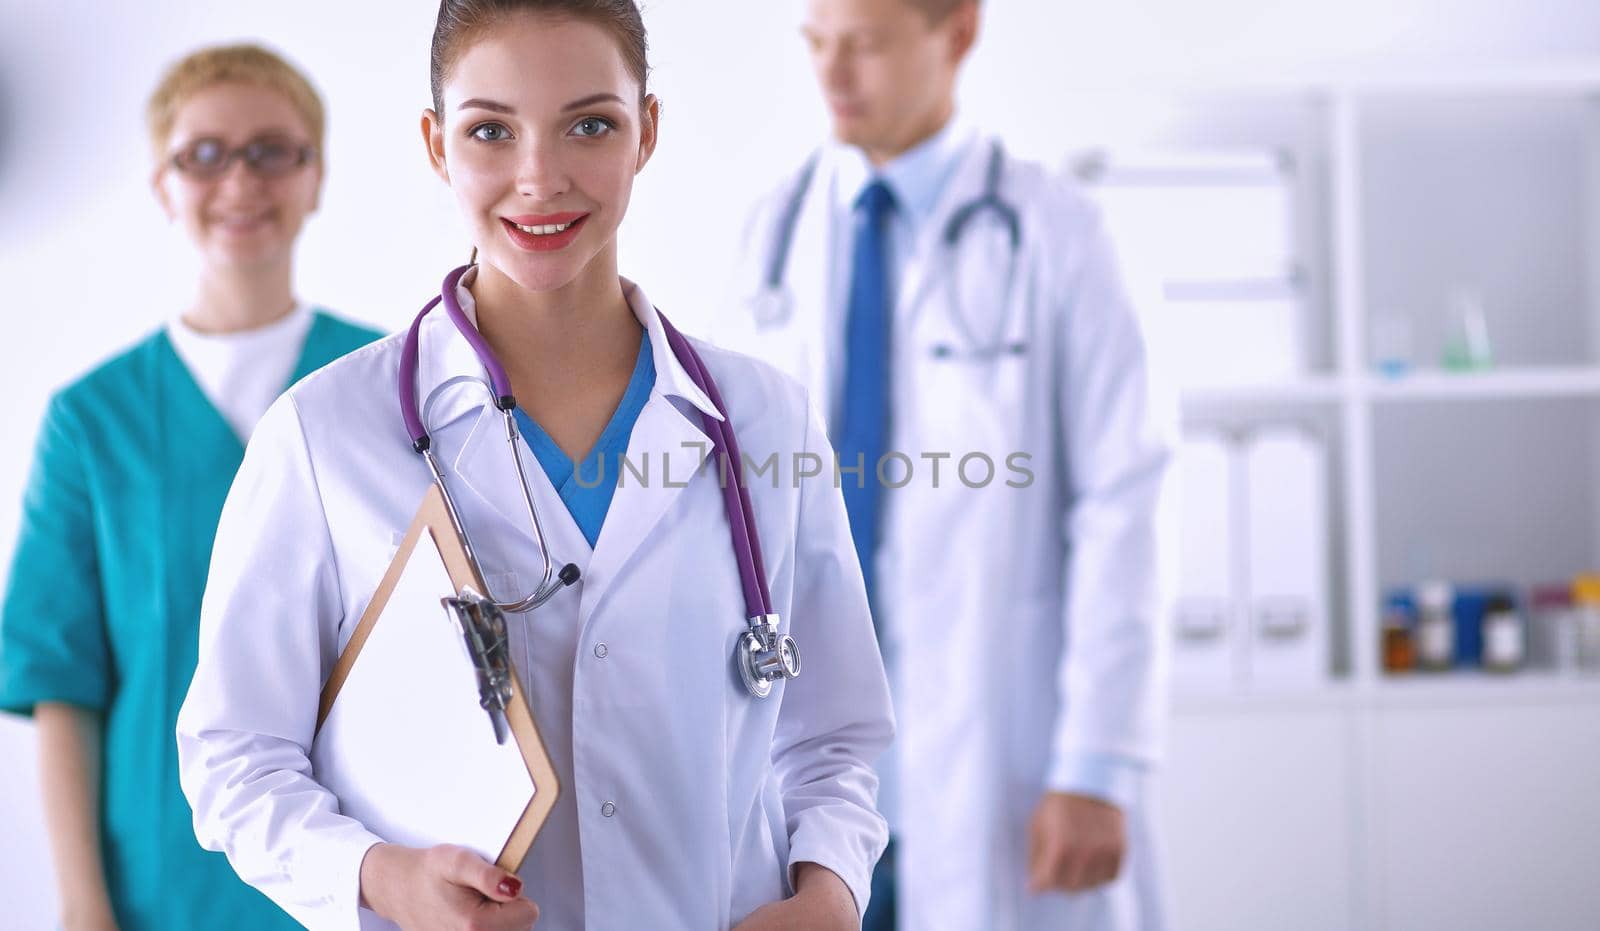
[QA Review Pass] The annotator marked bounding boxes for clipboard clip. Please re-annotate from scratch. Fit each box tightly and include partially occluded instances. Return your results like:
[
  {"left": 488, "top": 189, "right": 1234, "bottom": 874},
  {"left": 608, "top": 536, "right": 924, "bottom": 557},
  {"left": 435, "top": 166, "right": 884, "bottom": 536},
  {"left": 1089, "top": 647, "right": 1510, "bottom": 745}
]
[{"left": 442, "top": 590, "right": 515, "bottom": 745}]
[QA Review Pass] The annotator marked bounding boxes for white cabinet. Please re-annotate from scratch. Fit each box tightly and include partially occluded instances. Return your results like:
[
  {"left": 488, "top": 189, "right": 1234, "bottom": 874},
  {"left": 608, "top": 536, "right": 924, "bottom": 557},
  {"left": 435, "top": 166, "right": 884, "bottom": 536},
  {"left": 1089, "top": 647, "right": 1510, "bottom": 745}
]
[
  {"left": 1369, "top": 695, "right": 1600, "bottom": 931},
  {"left": 1159, "top": 705, "right": 1358, "bottom": 931},
  {"left": 1088, "top": 66, "right": 1600, "bottom": 930}
]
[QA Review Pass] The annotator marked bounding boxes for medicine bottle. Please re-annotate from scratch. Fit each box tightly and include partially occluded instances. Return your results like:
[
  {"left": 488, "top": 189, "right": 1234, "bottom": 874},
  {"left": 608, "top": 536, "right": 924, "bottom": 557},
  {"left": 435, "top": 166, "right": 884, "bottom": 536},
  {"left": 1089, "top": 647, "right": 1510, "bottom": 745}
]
[
  {"left": 1481, "top": 592, "right": 1523, "bottom": 674},
  {"left": 1415, "top": 581, "right": 1455, "bottom": 672}
]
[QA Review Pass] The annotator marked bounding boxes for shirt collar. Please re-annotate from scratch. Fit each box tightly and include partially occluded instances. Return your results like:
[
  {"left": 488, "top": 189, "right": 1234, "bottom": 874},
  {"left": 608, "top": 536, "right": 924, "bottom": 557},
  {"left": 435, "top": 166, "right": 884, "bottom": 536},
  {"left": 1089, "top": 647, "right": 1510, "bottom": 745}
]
[
  {"left": 622, "top": 276, "right": 723, "bottom": 422},
  {"left": 831, "top": 114, "right": 976, "bottom": 229}
]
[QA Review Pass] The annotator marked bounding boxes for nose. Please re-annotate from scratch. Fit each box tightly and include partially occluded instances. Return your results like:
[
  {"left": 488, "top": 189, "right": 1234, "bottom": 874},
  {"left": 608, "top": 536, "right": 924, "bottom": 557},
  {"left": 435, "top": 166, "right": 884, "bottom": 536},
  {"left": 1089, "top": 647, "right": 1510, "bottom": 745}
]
[
  {"left": 215, "top": 155, "right": 267, "bottom": 194},
  {"left": 516, "top": 137, "right": 569, "bottom": 202},
  {"left": 819, "top": 43, "right": 854, "bottom": 96}
]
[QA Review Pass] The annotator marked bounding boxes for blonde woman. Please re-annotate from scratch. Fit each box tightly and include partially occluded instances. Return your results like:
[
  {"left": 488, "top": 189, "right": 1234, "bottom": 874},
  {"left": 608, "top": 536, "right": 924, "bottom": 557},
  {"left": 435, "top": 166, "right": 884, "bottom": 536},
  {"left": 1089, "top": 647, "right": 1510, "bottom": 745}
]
[{"left": 0, "top": 44, "right": 380, "bottom": 930}]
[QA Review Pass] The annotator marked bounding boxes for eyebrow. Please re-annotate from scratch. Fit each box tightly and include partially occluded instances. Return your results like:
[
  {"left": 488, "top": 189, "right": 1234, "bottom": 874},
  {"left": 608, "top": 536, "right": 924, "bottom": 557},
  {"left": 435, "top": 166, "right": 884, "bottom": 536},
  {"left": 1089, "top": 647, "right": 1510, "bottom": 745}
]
[
  {"left": 562, "top": 93, "right": 625, "bottom": 112},
  {"left": 457, "top": 98, "right": 515, "bottom": 114},
  {"left": 456, "top": 93, "right": 627, "bottom": 115}
]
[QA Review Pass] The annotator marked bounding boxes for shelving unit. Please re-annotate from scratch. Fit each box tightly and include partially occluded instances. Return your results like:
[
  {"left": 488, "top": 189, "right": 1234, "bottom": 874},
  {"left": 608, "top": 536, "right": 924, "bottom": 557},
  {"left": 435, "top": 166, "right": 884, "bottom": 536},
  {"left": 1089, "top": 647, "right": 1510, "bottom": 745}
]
[
  {"left": 1148, "top": 68, "right": 1600, "bottom": 692},
  {"left": 1098, "top": 66, "right": 1600, "bottom": 931},
  {"left": 1365, "top": 367, "right": 1600, "bottom": 401}
]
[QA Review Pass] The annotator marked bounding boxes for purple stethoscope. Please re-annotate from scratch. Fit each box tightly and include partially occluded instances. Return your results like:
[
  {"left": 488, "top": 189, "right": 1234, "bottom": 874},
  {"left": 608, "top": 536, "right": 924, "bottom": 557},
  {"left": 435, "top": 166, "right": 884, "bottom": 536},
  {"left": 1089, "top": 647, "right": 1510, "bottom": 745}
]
[{"left": 398, "top": 265, "right": 800, "bottom": 700}]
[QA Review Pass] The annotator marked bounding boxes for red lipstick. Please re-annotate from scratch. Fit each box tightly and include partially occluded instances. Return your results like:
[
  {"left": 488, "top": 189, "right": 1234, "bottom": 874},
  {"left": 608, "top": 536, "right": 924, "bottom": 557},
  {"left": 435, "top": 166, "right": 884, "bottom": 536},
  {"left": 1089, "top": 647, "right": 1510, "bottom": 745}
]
[{"left": 501, "top": 212, "right": 588, "bottom": 252}]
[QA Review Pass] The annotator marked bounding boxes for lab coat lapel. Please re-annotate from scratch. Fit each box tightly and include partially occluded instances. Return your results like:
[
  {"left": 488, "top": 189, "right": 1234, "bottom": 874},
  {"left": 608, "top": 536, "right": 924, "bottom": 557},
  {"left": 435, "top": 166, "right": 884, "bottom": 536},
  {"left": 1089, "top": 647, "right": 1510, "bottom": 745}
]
[
  {"left": 898, "top": 134, "right": 995, "bottom": 336},
  {"left": 577, "top": 391, "right": 710, "bottom": 622},
  {"left": 786, "top": 157, "right": 836, "bottom": 414},
  {"left": 579, "top": 293, "right": 719, "bottom": 622},
  {"left": 418, "top": 290, "right": 592, "bottom": 576},
  {"left": 450, "top": 401, "right": 592, "bottom": 570}
]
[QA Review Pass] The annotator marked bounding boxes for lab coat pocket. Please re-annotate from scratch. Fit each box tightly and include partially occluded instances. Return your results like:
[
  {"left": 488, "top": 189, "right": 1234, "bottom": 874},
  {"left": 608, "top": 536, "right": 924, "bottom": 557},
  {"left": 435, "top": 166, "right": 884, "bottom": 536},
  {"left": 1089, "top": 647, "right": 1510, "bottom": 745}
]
[
  {"left": 910, "top": 326, "right": 1030, "bottom": 457},
  {"left": 726, "top": 790, "right": 792, "bottom": 923}
]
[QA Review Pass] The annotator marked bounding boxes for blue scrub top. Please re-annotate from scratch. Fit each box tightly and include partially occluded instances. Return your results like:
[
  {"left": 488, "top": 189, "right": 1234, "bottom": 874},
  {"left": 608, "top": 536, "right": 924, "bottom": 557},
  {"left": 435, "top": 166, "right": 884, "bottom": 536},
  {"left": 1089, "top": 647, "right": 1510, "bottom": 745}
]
[
  {"left": 0, "top": 312, "right": 382, "bottom": 931},
  {"left": 513, "top": 330, "right": 654, "bottom": 547}
]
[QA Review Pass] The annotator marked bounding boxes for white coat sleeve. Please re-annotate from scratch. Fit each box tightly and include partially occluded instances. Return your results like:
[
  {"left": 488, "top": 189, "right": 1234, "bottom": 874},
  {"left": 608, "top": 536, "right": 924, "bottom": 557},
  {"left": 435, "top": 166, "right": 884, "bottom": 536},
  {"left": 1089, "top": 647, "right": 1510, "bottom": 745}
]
[
  {"left": 771, "top": 394, "right": 895, "bottom": 918},
  {"left": 1047, "top": 206, "right": 1176, "bottom": 791},
  {"left": 176, "top": 395, "right": 383, "bottom": 931}
]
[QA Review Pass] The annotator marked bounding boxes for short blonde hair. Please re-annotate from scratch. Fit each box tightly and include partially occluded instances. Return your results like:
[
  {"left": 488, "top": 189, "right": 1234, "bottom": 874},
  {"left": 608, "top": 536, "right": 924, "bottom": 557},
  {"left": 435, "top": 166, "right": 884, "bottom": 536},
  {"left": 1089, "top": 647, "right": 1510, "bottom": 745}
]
[{"left": 145, "top": 43, "right": 325, "bottom": 159}]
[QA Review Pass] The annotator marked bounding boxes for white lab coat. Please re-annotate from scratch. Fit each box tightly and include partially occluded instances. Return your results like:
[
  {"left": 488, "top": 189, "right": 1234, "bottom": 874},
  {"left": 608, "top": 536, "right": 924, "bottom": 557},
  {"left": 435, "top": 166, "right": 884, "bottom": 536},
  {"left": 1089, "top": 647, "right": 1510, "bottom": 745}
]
[
  {"left": 721, "top": 133, "right": 1175, "bottom": 931},
  {"left": 176, "top": 277, "right": 893, "bottom": 930}
]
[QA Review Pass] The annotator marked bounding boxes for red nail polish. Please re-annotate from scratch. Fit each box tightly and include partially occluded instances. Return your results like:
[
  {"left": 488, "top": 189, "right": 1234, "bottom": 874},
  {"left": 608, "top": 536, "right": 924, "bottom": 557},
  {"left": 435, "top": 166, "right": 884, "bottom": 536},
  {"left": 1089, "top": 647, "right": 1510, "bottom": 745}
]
[{"left": 498, "top": 877, "right": 522, "bottom": 897}]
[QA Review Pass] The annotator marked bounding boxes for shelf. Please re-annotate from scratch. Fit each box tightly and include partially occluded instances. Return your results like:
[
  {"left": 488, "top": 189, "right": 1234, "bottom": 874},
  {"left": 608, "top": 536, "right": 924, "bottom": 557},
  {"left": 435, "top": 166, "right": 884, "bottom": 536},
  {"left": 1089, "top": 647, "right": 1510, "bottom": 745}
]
[
  {"left": 1181, "top": 376, "right": 1345, "bottom": 406},
  {"left": 1173, "top": 674, "right": 1600, "bottom": 715},
  {"left": 1365, "top": 367, "right": 1600, "bottom": 402},
  {"left": 1369, "top": 672, "right": 1600, "bottom": 708},
  {"left": 1178, "top": 369, "right": 1600, "bottom": 407}
]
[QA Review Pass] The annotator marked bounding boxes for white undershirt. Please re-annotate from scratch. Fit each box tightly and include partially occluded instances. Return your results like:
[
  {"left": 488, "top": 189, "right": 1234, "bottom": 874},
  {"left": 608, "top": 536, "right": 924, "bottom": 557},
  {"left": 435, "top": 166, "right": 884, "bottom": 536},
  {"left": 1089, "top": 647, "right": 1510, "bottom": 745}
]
[{"left": 166, "top": 302, "right": 313, "bottom": 443}]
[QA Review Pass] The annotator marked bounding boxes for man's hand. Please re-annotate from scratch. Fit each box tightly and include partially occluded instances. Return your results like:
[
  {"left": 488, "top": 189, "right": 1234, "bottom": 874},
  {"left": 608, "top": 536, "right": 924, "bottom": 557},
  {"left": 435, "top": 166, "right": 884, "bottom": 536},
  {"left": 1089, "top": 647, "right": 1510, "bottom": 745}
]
[
  {"left": 1026, "top": 792, "right": 1127, "bottom": 894},
  {"left": 732, "top": 862, "right": 857, "bottom": 930}
]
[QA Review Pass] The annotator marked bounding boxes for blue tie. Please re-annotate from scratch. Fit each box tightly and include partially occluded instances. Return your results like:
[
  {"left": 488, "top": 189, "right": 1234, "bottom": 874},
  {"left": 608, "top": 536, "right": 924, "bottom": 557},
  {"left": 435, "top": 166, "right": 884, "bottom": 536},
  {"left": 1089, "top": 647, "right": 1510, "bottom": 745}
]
[{"left": 838, "top": 179, "right": 896, "bottom": 608}]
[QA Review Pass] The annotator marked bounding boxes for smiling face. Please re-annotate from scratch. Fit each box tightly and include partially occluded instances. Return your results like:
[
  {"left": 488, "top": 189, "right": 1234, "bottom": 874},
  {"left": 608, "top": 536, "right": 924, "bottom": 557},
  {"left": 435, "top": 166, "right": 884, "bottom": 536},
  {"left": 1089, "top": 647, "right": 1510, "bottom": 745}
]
[
  {"left": 152, "top": 82, "right": 322, "bottom": 272},
  {"left": 802, "top": 0, "right": 976, "bottom": 162},
  {"left": 423, "top": 12, "right": 658, "bottom": 296}
]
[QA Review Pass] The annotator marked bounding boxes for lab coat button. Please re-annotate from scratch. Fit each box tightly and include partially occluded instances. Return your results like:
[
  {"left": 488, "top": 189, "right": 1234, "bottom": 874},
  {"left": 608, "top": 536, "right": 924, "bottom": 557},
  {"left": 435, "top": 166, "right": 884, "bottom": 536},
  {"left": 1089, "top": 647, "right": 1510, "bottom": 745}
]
[
  {"left": 594, "top": 642, "right": 609, "bottom": 659},
  {"left": 601, "top": 801, "right": 616, "bottom": 818}
]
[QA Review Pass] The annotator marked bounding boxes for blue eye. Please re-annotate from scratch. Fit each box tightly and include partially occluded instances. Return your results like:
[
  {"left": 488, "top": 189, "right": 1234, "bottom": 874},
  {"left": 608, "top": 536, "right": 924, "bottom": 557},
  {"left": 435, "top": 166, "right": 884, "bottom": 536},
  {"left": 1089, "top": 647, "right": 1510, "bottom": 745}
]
[
  {"left": 469, "top": 122, "right": 511, "bottom": 142},
  {"left": 572, "top": 117, "right": 613, "bottom": 138}
]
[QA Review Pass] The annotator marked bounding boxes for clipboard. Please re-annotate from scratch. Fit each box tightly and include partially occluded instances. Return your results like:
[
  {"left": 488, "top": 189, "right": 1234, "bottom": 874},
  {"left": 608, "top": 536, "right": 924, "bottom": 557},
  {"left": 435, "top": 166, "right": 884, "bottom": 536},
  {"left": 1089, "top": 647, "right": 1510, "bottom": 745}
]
[{"left": 311, "top": 484, "right": 559, "bottom": 871}]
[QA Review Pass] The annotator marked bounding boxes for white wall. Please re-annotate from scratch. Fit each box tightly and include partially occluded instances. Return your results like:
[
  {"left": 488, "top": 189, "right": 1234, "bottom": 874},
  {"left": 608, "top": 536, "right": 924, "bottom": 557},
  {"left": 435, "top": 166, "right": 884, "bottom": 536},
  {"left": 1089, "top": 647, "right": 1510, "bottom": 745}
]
[{"left": 3, "top": 1, "right": 1599, "bottom": 927}]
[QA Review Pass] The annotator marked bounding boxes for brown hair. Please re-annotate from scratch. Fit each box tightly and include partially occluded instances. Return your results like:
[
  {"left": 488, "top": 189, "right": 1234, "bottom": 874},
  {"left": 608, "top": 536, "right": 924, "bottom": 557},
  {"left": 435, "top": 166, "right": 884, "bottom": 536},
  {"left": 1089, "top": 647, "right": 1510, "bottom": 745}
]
[
  {"left": 429, "top": 0, "right": 650, "bottom": 115},
  {"left": 146, "top": 43, "right": 325, "bottom": 159}
]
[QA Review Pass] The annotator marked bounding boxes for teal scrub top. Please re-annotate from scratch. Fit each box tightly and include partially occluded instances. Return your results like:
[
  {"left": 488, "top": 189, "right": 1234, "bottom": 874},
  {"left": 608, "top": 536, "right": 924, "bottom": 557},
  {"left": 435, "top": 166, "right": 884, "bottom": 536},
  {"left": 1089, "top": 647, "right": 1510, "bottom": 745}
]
[
  {"left": 0, "top": 311, "right": 382, "bottom": 931},
  {"left": 512, "top": 330, "right": 654, "bottom": 547}
]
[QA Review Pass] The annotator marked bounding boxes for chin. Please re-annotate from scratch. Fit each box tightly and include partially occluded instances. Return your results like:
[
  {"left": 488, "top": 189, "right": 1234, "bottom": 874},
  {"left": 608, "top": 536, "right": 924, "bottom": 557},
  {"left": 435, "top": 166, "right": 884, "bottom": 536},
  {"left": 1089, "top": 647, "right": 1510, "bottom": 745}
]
[
  {"left": 489, "top": 253, "right": 586, "bottom": 294},
  {"left": 831, "top": 119, "right": 882, "bottom": 151},
  {"left": 207, "top": 240, "right": 292, "bottom": 271}
]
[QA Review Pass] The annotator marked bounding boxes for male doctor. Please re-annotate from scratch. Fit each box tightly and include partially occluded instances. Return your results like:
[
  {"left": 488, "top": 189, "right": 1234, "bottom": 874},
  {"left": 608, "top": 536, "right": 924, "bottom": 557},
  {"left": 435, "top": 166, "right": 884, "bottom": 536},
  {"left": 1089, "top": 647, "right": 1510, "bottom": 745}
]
[{"left": 721, "top": 1, "right": 1173, "bottom": 928}]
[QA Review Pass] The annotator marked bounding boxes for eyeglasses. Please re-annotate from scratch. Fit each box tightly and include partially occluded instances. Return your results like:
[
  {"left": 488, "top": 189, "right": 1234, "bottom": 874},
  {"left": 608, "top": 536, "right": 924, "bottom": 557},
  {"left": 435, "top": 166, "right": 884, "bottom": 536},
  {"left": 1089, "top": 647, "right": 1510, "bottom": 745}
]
[{"left": 168, "top": 135, "right": 316, "bottom": 179}]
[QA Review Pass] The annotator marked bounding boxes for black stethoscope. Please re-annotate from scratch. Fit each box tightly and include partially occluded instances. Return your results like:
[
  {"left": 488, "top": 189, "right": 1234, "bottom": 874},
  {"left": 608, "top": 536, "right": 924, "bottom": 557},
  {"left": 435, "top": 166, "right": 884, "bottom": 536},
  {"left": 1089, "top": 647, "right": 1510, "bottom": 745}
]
[{"left": 749, "top": 139, "right": 1027, "bottom": 361}]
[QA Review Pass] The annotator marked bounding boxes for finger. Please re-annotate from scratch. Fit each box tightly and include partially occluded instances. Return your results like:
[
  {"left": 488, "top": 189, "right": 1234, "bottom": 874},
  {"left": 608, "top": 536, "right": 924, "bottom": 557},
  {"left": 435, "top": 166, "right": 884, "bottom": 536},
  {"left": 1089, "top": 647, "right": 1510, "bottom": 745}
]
[
  {"left": 1025, "top": 817, "right": 1047, "bottom": 893},
  {"left": 1059, "top": 848, "right": 1092, "bottom": 893},
  {"left": 480, "top": 896, "right": 541, "bottom": 930},
  {"left": 1030, "top": 839, "right": 1069, "bottom": 894},
  {"left": 1099, "top": 843, "right": 1127, "bottom": 886},
  {"left": 1026, "top": 838, "right": 1054, "bottom": 894},
  {"left": 1079, "top": 844, "right": 1123, "bottom": 891},
  {"left": 440, "top": 845, "right": 523, "bottom": 902}
]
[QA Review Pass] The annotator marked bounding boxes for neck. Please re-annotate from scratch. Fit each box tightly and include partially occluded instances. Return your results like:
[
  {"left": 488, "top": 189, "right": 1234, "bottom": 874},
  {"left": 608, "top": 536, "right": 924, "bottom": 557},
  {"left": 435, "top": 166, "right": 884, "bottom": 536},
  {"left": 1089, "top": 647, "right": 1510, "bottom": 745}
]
[
  {"left": 863, "top": 100, "right": 955, "bottom": 168},
  {"left": 471, "top": 250, "right": 642, "bottom": 400},
  {"left": 184, "top": 260, "right": 297, "bottom": 334}
]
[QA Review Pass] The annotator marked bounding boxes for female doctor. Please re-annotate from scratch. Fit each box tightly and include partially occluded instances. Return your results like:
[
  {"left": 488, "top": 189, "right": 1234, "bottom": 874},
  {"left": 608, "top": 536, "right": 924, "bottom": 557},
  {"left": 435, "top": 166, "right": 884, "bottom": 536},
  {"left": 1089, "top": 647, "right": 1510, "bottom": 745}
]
[
  {"left": 0, "top": 44, "right": 379, "bottom": 931},
  {"left": 175, "top": 2, "right": 892, "bottom": 929}
]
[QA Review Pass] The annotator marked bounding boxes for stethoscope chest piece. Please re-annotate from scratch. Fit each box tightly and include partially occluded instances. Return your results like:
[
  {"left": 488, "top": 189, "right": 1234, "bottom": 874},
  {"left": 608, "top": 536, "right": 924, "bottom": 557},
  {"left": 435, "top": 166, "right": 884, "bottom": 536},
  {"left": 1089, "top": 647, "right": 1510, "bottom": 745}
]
[
  {"left": 750, "top": 287, "right": 792, "bottom": 330},
  {"left": 736, "top": 614, "right": 802, "bottom": 698}
]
